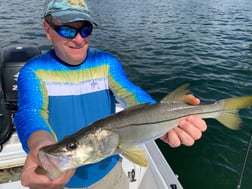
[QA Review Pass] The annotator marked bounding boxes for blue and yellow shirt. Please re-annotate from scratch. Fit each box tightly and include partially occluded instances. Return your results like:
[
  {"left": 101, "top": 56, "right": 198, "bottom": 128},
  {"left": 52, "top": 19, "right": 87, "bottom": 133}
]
[{"left": 14, "top": 48, "right": 155, "bottom": 187}]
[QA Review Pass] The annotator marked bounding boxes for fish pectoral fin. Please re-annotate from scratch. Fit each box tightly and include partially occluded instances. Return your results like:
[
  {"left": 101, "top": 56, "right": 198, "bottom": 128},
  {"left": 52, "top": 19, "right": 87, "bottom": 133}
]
[{"left": 121, "top": 147, "right": 148, "bottom": 167}]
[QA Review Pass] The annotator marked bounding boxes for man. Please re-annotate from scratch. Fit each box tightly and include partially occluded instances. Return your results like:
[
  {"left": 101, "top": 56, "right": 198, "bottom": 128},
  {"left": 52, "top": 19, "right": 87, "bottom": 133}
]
[{"left": 14, "top": 0, "right": 207, "bottom": 188}]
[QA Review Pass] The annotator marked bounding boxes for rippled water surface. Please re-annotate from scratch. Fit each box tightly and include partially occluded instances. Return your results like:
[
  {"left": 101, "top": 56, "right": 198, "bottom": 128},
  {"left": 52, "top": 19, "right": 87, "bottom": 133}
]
[{"left": 1, "top": 0, "right": 252, "bottom": 188}]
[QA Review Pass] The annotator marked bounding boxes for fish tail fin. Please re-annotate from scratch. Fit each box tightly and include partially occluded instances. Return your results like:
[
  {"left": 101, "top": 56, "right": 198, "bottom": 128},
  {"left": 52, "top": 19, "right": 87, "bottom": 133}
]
[
  {"left": 217, "top": 96, "right": 252, "bottom": 130},
  {"left": 121, "top": 147, "right": 148, "bottom": 167}
]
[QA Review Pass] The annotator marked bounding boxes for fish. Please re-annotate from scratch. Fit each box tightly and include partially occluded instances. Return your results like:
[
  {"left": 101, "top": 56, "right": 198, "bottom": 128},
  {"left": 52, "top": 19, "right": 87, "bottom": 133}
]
[{"left": 36, "top": 83, "right": 252, "bottom": 179}]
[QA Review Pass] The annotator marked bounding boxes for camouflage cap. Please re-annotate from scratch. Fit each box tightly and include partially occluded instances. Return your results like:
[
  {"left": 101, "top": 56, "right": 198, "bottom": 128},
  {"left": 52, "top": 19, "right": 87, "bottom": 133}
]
[{"left": 43, "top": 0, "right": 97, "bottom": 25}]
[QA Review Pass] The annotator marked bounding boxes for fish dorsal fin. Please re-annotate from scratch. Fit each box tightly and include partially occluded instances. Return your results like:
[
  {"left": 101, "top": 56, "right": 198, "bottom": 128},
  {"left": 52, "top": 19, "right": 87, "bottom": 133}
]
[
  {"left": 161, "top": 83, "right": 191, "bottom": 103},
  {"left": 121, "top": 147, "right": 148, "bottom": 167}
]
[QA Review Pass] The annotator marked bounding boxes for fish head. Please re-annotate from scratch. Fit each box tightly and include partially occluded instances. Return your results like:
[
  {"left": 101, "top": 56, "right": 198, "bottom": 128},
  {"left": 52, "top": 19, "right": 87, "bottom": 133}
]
[
  {"left": 37, "top": 129, "right": 120, "bottom": 179},
  {"left": 37, "top": 135, "right": 97, "bottom": 179}
]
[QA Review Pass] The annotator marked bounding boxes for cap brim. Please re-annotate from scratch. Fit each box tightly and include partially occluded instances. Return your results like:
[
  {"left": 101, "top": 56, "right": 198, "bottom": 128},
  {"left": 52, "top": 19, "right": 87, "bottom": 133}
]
[{"left": 51, "top": 11, "right": 97, "bottom": 26}]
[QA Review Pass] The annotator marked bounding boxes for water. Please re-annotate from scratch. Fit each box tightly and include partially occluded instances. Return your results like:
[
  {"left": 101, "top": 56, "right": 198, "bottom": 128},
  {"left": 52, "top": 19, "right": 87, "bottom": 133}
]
[{"left": 1, "top": 0, "right": 252, "bottom": 188}]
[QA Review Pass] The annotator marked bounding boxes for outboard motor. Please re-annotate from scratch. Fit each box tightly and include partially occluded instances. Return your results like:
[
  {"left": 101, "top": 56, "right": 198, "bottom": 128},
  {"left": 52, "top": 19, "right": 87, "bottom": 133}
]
[{"left": 0, "top": 45, "right": 41, "bottom": 147}]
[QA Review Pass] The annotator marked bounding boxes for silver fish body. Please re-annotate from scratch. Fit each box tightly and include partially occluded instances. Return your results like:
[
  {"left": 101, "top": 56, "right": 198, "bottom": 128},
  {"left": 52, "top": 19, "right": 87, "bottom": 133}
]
[{"left": 37, "top": 84, "right": 252, "bottom": 179}]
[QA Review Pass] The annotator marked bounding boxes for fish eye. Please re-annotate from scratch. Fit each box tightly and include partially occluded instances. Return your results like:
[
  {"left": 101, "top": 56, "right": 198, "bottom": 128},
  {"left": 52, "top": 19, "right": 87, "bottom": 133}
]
[{"left": 66, "top": 141, "right": 78, "bottom": 151}]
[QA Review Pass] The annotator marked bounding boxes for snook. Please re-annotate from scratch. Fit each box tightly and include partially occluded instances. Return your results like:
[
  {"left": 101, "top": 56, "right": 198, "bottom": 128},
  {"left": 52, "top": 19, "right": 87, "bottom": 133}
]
[{"left": 37, "top": 84, "right": 252, "bottom": 179}]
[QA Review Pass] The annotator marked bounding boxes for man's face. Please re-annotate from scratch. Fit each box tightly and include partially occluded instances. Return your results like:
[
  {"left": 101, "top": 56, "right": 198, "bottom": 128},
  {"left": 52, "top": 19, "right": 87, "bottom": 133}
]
[{"left": 44, "top": 18, "right": 91, "bottom": 65}]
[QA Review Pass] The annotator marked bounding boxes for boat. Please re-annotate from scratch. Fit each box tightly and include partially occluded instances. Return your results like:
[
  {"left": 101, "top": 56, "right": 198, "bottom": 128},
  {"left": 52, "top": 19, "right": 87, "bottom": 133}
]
[{"left": 0, "top": 45, "right": 183, "bottom": 189}]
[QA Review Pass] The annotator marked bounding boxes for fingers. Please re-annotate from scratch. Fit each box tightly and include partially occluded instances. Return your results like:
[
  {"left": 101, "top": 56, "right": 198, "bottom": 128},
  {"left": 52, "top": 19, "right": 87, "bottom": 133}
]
[
  {"left": 160, "top": 128, "right": 186, "bottom": 147},
  {"left": 161, "top": 115, "right": 207, "bottom": 147},
  {"left": 21, "top": 154, "right": 52, "bottom": 188},
  {"left": 21, "top": 152, "right": 75, "bottom": 189},
  {"left": 184, "top": 115, "right": 207, "bottom": 132},
  {"left": 180, "top": 94, "right": 200, "bottom": 105},
  {"left": 179, "top": 115, "right": 207, "bottom": 139}
]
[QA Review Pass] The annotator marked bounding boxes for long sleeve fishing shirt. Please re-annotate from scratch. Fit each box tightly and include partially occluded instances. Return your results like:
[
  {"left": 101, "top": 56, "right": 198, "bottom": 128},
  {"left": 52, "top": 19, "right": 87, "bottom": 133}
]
[{"left": 14, "top": 48, "right": 155, "bottom": 188}]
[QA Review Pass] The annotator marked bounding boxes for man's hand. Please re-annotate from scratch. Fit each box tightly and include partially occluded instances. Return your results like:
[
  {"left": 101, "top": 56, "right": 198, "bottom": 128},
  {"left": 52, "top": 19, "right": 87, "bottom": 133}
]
[
  {"left": 21, "top": 152, "right": 75, "bottom": 189},
  {"left": 21, "top": 131, "right": 75, "bottom": 189},
  {"left": 160, "top": 94, "right": 207, "bottom": 147}
]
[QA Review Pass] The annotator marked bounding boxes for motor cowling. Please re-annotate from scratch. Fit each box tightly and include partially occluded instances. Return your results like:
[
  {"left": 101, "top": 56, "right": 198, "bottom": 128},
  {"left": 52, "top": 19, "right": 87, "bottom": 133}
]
[
  {"left": 0, "top": 45, "right": 41, "bottom": 146},
  {"left": 0, "top": 45, "right": 41, "bottom": 109}
]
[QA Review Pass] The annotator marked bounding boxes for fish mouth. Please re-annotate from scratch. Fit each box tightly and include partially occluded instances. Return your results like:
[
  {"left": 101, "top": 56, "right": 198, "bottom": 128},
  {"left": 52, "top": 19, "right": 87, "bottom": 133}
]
[{"left": 38, "top": 150, "right": 66, "bottom": 179}]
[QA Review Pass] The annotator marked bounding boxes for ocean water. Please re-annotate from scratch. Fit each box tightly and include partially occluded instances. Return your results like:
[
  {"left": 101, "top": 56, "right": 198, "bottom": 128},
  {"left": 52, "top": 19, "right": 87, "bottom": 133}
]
[{"left": 1, "top": 0, "right": 252, "bottom": 188}]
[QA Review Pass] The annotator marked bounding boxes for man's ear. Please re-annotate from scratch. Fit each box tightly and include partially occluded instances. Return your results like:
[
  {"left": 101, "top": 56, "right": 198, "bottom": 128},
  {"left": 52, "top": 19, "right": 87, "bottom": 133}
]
[{"left": 43, "top": 20, "right": 52, "bottom": 41}]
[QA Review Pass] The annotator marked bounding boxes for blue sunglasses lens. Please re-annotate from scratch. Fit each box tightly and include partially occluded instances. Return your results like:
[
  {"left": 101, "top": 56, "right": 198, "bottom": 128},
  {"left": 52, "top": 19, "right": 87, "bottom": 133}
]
[
  {"left": 48, "top": 21, "right": 93, "bottom": 39},
  {"left": 80, "top": 25, "right": 93, "bottom": 37},
  {"left": 58, "top": 26, "right": 77, "bottom": 38}
]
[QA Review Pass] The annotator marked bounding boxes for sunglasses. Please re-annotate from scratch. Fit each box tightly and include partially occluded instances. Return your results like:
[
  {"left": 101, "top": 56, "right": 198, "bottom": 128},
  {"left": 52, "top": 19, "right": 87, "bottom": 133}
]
[{"left": 46, "top": 21, "right": 93, "bottom": 39}]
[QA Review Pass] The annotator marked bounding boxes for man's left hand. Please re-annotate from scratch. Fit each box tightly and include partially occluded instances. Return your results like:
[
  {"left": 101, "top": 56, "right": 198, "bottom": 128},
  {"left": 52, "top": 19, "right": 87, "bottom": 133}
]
[{"left": 160, "top": 94, "right": 207, "bottom": 147}]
